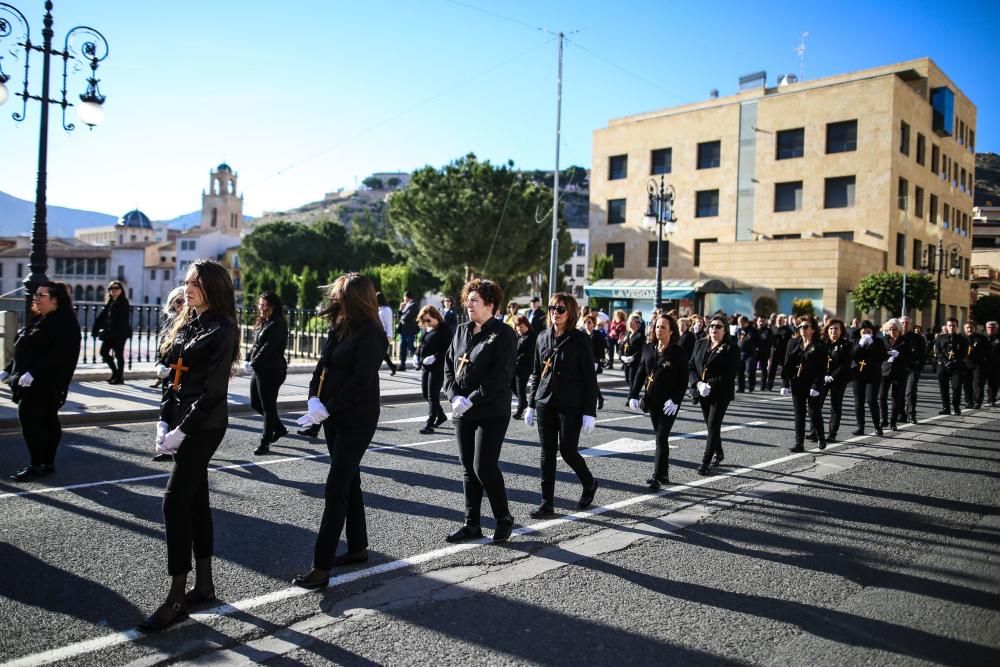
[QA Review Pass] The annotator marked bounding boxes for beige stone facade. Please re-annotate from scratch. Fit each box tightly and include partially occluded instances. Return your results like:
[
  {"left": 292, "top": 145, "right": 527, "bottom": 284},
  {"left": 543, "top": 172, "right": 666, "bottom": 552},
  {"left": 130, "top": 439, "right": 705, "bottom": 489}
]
[{"left": 588, "top": 58, "right": 976, "bottom": 327}]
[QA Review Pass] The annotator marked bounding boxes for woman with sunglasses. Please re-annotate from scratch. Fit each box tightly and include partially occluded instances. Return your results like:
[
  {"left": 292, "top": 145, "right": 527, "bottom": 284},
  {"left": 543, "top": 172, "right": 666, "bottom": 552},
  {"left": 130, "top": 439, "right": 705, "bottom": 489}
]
[
  {"left": 780, "top": 316, "right": 828, "bottom": 452},
  {"left": 822, "top": 319, "right": 853, "bottom": 442},
  {"left": 851, "top": 320, "right": 887, "bottom": 436},
  {"left": 689, "top": 316, "right": 740, "bottom": 475},
  {"left": 878, "top": 318, "right": 912, "bottom": 431},
  {"left": 151, "top": 286, "right": 187, "bottom": 390},
  {"left": 524, "top": 294, "right": 600, "bottom": 517},
  {"left": 416, "top": 304, "right": 452, "bottom": 434},
  {"left": 443, "top": 278, "right": 517, "bottom": 543},
  {"left": 3, "top": 282, "right": 81, "bottom": 482},
  {"left": 92, "top": 280, "right": 132, "bottom": 384},
  {"left": 247, "top": 292, "right": 289, "bottom": 455}
]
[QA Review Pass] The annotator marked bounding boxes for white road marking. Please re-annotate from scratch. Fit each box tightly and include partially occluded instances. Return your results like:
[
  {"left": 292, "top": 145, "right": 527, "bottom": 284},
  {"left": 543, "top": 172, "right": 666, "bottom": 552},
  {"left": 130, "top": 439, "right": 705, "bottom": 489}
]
[{"left": 582, "top": 421, "right": 768, "bottom": 457}]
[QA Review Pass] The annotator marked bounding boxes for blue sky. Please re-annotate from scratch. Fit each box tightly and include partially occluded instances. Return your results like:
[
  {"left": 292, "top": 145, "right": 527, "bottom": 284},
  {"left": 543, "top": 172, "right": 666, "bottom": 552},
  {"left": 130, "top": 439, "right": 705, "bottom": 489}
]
[{"left": 1, "top": 0, "right": 998, "bottom": 220}]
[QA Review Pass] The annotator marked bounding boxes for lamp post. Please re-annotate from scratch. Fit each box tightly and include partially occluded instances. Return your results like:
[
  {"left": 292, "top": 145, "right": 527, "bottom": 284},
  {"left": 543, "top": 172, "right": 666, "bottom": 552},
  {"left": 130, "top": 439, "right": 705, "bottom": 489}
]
[
  {"left": 643, "top": 175, "right": 676, "bottom": 311},
  {"left": 0, "top": 1, "right": 109, "bottom": 319},
  {"left": 922, "top": 239, "right": 962, "bottom": 332}
]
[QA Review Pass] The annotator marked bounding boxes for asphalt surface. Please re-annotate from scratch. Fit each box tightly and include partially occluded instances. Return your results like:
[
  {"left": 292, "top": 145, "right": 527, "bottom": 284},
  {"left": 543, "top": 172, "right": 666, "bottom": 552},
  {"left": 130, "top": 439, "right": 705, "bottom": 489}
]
[{"left": 0, "top": 383, "right": 998, "bottom": 666}]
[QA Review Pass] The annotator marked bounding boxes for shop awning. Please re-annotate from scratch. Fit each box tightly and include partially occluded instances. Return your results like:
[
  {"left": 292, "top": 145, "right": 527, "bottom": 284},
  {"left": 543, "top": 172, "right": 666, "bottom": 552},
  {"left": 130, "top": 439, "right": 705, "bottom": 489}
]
[{"left": 584, "top": 278, "right": 736, "bottom": 300}]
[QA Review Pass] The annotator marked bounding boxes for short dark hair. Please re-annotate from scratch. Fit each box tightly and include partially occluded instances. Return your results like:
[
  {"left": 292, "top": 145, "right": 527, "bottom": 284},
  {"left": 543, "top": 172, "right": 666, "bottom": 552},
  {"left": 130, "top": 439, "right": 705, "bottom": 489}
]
[
  {"left": 404, "top": 291, "right": 414, "bottom": 299},
  {"left": 460, "top": 278, "right": 504, "bottom": 315},
  {"left": 37, "top": 281, "right": 73, "bottom": 314},
  {"left": 255, "top": 291, "right": 283, "bottom": 328}
]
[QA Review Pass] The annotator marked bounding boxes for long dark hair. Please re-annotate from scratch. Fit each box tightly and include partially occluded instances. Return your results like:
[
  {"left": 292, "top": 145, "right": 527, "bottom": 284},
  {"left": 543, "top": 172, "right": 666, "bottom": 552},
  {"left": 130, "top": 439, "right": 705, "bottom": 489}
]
[
  {"left": 547, "top": 292, "right": 579, "bottom": 333},
  {"left": 648, "top": 313, "right": 679, "bottom": 345},
  {"left": 319, "top": 273, "right": 380, "bottom": 340},
  {"left": 34, "top": 281, "right": 74, "bottom": 318},
  {"left": 254, "top": 291, "right": 284, "bottom": 329},
  {"left": 159, "top": 259, "right": 240, "bottom": 371},
  {"left": 105, "top": 280, "right": 128, "bottom": 304}
]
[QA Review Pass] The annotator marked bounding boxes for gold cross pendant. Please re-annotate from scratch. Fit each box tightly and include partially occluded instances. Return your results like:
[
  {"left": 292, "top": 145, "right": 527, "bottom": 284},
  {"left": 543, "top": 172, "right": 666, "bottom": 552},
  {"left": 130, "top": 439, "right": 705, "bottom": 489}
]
[
  {"left": 858, "top": 360, "right": 866, "bottom": 373},
  {"left": 456, "top": 353, "right": 471, "bottom": 378},
  {"left": 541, "top": 356, "right": 554, "bottom": 379}
]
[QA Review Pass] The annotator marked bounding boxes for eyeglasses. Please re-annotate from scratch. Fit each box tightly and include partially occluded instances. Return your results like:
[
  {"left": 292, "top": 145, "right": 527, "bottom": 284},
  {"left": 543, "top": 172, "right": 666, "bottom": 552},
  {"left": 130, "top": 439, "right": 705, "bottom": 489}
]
[
  {"left": 109, "top": 285, "right": 122, "bottom": 291},
  {"left": 708, "top": 323, "right": 724, "bottom": 330},
  {"left": 33, "top": 291, "right": 51, "bottom": 300},
  {"left": 173, "top": 299, "right": 185, "bottom": 306},
  {"left": 548, "top": 305, "right": 567, "bottom": 314},
  {"left": 797, "top": 324, "right": 811, "bottom": 330}
]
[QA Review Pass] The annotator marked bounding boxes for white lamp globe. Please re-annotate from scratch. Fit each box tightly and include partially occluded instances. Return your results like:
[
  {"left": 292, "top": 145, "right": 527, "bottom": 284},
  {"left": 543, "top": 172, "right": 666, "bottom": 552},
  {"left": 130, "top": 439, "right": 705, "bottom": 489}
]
[{"left": 77, "top": 100, "right": 105, "bottom": 127}]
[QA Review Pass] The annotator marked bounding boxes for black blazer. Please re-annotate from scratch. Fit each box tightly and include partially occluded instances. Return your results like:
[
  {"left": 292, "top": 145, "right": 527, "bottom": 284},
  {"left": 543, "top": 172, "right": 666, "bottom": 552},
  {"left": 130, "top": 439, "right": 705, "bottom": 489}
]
[
  {"left": 9, "top": 308, "right": 81, "bottom": 405},
  {"left": 397, "top": 301, "right": 419, "bottom": 335},
  {"left": 688, "top": 337, "right": 740, "bottom": 404},
  {"left": 513, "top": 330, "right": 536, "bottom": 379},
  {"left": 678, "top": 330, "right": 696, "bottom": 360},
  {"left": 903, "top": 331, "right": 927, "bottom": 370},
  {"left": 589, "top": 330, "right": 607, "bottom": 372},
  {"left": 771, "top": 325, "right": 793, "bottom": 360},
  {"left": 444, "top": 317, "right": 516, "bottom": 420},
  {"left": 782, "top": 337, "right": 828, "bottom": 392},
  {"left": 92, "top": 297, "right": 132, "bottom": 344},
  {"left": 852, "top": 336, "right": 887, "bottom": 383},
  {"left": 308, "top": 319, "right": 386, "bottom": 430},
  {"left": 882, "top": 335, "right": 912, "bottom": 379},
  {"left": 249, "top": 317, "right": 288, "bottom": 371},
  {"left": 160, "top": 311, "right": 237, "bottom": 433},
  {"left": 736, "top": 326, "right": 759, "bottom": 356},
  {"left": 620, "top": 330, "right": 645, "bottom": 374},
  {"left": 933, "top": 333, "right": 966, "bottom": 372},
  {"left": 629, "top": 342, "right": 687, "bottom": 411},
  {"left": 825, "top": 338, "right": 853, "bottom": 385},
  {"left": 417, "top": 325, "right": 452, "bottom": 372},
  {"left": 964, "top": 333, "right": 990, "bottom": 368},
  {"left": 527, "top": 327, "right": 598, "bottom": 416},
  {"left": 526, "top": 307, "right": 547, "bottom": 335}
]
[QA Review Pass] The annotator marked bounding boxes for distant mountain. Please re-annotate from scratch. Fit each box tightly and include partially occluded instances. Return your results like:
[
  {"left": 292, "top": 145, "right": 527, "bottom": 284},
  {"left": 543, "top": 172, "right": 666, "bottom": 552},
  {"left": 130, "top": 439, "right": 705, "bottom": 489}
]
[{"left": 976, "top": 152, "right": 1000, "bottom": 207}]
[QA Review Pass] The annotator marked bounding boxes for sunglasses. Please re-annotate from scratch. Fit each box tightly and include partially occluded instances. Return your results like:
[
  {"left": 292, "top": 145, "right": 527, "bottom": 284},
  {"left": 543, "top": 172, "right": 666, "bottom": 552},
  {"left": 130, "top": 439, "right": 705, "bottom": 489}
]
[
  {"left": 548, "top": 305, "right": 567, "bottom": 314},
  {"left": 708, "top": 323, "right": 724, "bottom": 330},
  {"left": 797, "top": 324, "right": 811, "bottom": 330}
]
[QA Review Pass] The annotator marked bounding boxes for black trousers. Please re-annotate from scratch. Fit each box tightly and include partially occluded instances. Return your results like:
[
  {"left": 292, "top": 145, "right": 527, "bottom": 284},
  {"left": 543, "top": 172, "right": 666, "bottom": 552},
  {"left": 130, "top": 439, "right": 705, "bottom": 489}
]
[
  {"left": 250, "top": 368, "right": 286, "bottom": 441},
  {"left": 699, "top": 399, "right": 729, "bottom": 464},
  {"left": 766, "top": 354, "right": 783, "bottom": 390},
  {"left": 738, "top": 354, "right": 757, "bottom": 391},
  {"left": 962, "top": 365, "right": 986, "bottom": 407},
  {"left": 313, "top": 419, "right": 377, "bottom": 570},
  {"left": 17, "top": 390, "right": 62, "bottom": 467},
  {"left": 989, "top": 364, "right": 1000, "bottom": 403},
  {"left": 511, "top": 374, "right": 529, "bottom": 415},
  {"left": 535, "top": 406, "right": 594, "bottom": 502},
  {"left": 422, "top": 367, "right": 445, "bottom": 424},
  {"left": 904, "top": 367, "right": 922, "bottom": 419},
  {"left": 454, "top": 416, "right": 511, "bottom": 525},
  {"left": 163, "top": 427, "right": 225, "bottom": 576},
  {"left": 853, "top": 378, "right": 881, "bottom": 431},
  {"left": 937, "top": 368, "right": 963, "bottom": 411},
  {"left": 827, "top": 381, "right": 848, "bottom": 437},
  {"left": 99, "top": 339, "right": 126, "bottom": 378},
  {"left": 792, "top": 386, "right": 825, "bottom": 446},
  {"left": 879, "top": 374, "right": 906, "bottom": 426},
  {"left": 648, "top": 407, "right": 677, "bottom": 479},
  {"left": 623, "top": 362, "right": 637, "bottom": 389}
]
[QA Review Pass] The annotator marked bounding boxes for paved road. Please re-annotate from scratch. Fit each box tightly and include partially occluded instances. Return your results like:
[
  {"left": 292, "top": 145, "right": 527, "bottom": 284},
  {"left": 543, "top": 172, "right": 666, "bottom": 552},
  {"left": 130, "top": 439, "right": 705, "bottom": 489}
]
[{"left": 1, "top": 385, "right": 998, "bottom": 666}]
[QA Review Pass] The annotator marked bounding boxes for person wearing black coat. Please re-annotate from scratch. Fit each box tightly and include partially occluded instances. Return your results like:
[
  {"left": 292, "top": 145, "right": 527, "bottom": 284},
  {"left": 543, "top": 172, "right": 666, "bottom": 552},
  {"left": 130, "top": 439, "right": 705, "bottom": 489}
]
[
  {"left": 987, "top": 321, "right": 1000, "bottom": 406},
  {"left": 781, "top": 316, "right": 828, "bottom": 451},
  {"left": 821, "top": 320, "right": 852, "bottom": 442},
  {"left": 584, "top": 315, "right": 607, "bottom": 410},
  {"left": 247, "top": 292, "right": 289, "bottom": 455},
  {"left": 735, "top": 316, "right": 760, "bottom": 393},
  {"left": 525, "top": 296, "right": 547, "bottom": 335},
  {"left": 933, "top": 318, "right": 966, "bottom": 415},
  {"left": 755, "top": 316, "right": 774, "bottom": 380},
  {"left": 767, "top": 315, "right": 793, "bottom": 391},
  {"left": 416, "top": 305, "right": 453, "bottom": 434},
  {"left": 443, "top": 279, "right": 517, "bottom": 544},
  {"left": 878, "top": 319, "right": 911, "bottom": 431},
  {"left": 619, "top": 315, "right": 645, "bottom": 390},
  {"left": 962, "top": 321, "right": 989, "bottom": 409},
  {"left": 396, "top": 292, "right": 420, "bottom": 370},
  {"left": 511, "top": 316, "right": 536, "bottom": 420},
  {"left": 3, "top": 282, "right": 81, "bottom": 482},
  {"left": 628, "top": 314, "right": 688, "bottom": 489},
  {"left": 689, "top": 316, "right": 740, "bottom": 475},
  {"left": 900, "top": 316, "right": 926, "bottom": 424},
  {"left": 524, "top": 294, "right": 600, "bottom": 517},
  {"left": 139, "top": 260, "right": 239, "bottom": 633},
  {"left": 92, "top": 280, "right": 132, "bottom": 384},
  {"left": 291, "top": 274, "right": 387, "bottom": 592},
  {"left": 851, "top": 320, "right": 887, "bottom": 436},
  {"left": 441, "top": 297, "right": 459, "bottom": 334},
  {"left": 678, "top": 317, "right": 697, "bottom": 360}
]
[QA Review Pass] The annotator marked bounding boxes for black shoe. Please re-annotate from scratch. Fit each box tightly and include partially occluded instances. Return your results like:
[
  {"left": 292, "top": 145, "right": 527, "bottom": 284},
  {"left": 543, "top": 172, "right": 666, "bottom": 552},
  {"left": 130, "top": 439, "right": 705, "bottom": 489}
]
[
  {"left": 938, "top": 408, "right": 951, "bottom": 415},
  {"left": 152, "top": 453, "right": 173, "bottom": 462},
  {"left": 890, "top": 423, "right": 898, "bottom": 431},
  {"left": 818, "top": 440, "right": 827, "bottom": 450},
  {"left": 183, "top": 587, "right": 217, "bottom": 606},
  {"left": 807, "top": 433, "right": 818, "bottom": 443},
  {"left": 9, "top": 465, "right": 44, "bottom": 482},
  {"left": 254, "top": 443, "right": 270, "bottom": 456},
  {"left": 138, "top": 601, "right": 188, "bottom": 633},
  {"left": 713, "top": 453, "right": 724, "bottom": 466},
  {"left": 954, "top": 407, "right": 962, "bottom": 416},
  {"left": 493, "top": 517, "right": 515, "bottom": 542},
  {"left": 149, "top": 380, "right": 162, "bottom": 388},
  {"left": 269, "top": 426, "right": 289, "bottom": 444},
  {"left": 512, "top": 411, "right": 523, "bottom": 420},
  {"left": 389, "top": 364, "right": 396, "bottom": 376},
  {"left": 292, "top": 569, "right": 330, "bottom": 590},
  {"left": 598, "top": 396, "right": 604, "bottom": 410},
  {"left": 434, "top": 413, "right": 448, "bottom": 427},
  {"left": 529, "top": 503, "right": 555, "bottom": 518},
  {"left": 879, "top": 421, "right": 889, "bottom": 428},
  {"left": 851, "top": 428, "right": 864, "bottom": 436},
  {"left": 418, "top": 425, "right": 435, "bottom": 435},
  {"left": 697, "top": 464, "right": 711, "bottom": 476},
  {"left": 331, "top": 549, "right": 369, "bottom": 566},
  {"left": 578, "top": 480, "right": 599, "bottom": 509},
  {"left": 646, "top": 476, "right": 668, "bottom": 490},
  {"left": 789, "top": 445, "right": 805, "bottom": 453},
  {"left": 445, "top": 524, "right": 483, "bottom": 543},
  {"left": 827, "top": 434, "right": 838, "bottom": 443},
  {"left": 297, "top": 424, "right": 321, "bottom": 438},
  {"left": 875, "top": 427, "right": 884, "bottom": 436}
]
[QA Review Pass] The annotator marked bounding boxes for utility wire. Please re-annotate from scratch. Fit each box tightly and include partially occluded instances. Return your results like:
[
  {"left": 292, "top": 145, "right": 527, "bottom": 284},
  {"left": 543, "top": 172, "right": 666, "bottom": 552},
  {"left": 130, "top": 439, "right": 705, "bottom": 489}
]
[
  {"left": 443, "top": 0, "right": 547, "bottom": 33},
  {"left": 482, "top": 176, "right": 518, "bottom": 274},
  {"left": 565, "top": 35, "right": 686, "bottom": 103}
]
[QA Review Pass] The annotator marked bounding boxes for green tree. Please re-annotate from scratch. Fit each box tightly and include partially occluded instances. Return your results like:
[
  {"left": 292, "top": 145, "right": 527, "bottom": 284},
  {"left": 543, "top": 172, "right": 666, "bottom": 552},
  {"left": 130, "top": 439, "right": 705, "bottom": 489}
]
[
  {"left": 387, "top": 154, "right": 572, "bottom": 297},
  {"left": 754, "top": 295, "right": 778, "bottom": 317},
  {"left": 276, "top": 266, "right": 298, "bottom": 310},
  {"left": 851, "top": 271, "right": 936, "bottom": 317},
  {"left": 387, "top": 177, "right": 401, "bottom": 188},
  {"left": 362, "top": 176, "right": 384, "bottom": 190},
  {"left": 972, "top": 294, "right": 1000, "bottom": 325},
  {"left": 298, "top": 266, "right": 321, "bottom": 310},
  {"left": 589, "top": 254, "right": 615, "bottom": 282},
  {"left": 792, "top": 298, "right": 815, "bottom": 317}
]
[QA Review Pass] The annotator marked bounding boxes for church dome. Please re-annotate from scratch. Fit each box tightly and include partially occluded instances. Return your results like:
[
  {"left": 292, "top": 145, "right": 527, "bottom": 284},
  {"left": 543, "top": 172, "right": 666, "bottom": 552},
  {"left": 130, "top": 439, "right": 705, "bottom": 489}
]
[
  {"left": 117, "top": 209, "right": 153, "bottom": 229},
  {"left": 217, "top": 162, "right": 232, "bottom": 172}
]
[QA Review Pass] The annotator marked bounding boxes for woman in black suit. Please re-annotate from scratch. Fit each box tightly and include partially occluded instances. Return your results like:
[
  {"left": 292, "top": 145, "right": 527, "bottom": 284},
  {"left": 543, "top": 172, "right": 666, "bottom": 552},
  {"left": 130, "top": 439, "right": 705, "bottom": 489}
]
[
  {"left": 511, "top": 315, "right": 535, "bottom": 420},
  {"left": 92, "top": 280, "right": 131, "bottom": 384},
  {"left": 3, "top": 282, "right": 81, "bottom": 482},
  {"left": 852, "top": 320, "right": 887, "bottom": 436},
  {"left": 781, "top": 316, "right": 828, "bottom": 452},
  {"left": 140, "top": 259, "right": 239, "bottom": 632},
  {"left": 619, "top": 314, "right": 645, "bottom": 392},
  {"left": 583, "top": 314, "right": 607, "bottom": 410},
  {"left": 247, "top": 291, "right": 289, "bottom": 455},
  {"left": 524, "top": 293, "right": 599, "bottom": 518},
  {"left": 822, "top": 319, "right": 853, "bottom": 442},
  {"left": 292, "top": 273, "right": 387, "bottom": 590},
  {"left": 879, "top": 318, "right": 911, "bottom": 431},
  {"left": 689, "top": 316, "right": 740, "bottom": 475},
  {"left": 416, "top": 304, "right": 452, "bottom": 434},
  {"left": 628, "top": 314, "right": 688, "bottom": 489}
]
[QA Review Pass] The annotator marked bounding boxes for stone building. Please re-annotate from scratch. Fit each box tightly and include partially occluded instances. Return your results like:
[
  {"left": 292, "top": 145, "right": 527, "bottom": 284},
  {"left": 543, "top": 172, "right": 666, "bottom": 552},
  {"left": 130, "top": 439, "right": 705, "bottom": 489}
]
[
  {"left": 586, "top": 57, "right": 976, "bottom": 326},
  {"left": 201, "top": 163, "right": 244, "bottom": 235}
]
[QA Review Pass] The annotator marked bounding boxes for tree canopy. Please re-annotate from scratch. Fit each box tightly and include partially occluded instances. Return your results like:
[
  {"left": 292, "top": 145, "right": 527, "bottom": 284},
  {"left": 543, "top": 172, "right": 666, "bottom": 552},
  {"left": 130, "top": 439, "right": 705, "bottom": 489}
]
[{"left": 851, "top": 271, "right": 936, "bottom": 317}]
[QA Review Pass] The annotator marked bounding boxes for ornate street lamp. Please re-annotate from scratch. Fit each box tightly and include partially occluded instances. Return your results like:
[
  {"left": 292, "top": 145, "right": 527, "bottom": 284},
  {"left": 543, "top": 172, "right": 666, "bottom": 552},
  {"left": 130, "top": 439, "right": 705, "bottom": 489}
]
[
  {"left": 0, "top": 1, "right": 109, "bottom": 318},
  {"left": 921, "top": 240, "right": 963, "bottom": 332},
  {"left": 643, "top": 175, "right": 676, "bottom": 310}
]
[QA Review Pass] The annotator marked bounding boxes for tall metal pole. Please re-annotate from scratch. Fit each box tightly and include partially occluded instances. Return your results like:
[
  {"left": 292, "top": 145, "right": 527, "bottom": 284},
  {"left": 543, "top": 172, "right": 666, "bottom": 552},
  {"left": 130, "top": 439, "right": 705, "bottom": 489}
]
[
  {"left": 654, "top": 198, "right": 663, "bottom": 311},
  {"left": 547, "top": 32, "right": 563, "bottom": 304},
  {"left": 900, "top": 199, "right": 907, "bottom": 317},
  {"left": 934, "top": 239, "right": 943, "bottom": 332}
]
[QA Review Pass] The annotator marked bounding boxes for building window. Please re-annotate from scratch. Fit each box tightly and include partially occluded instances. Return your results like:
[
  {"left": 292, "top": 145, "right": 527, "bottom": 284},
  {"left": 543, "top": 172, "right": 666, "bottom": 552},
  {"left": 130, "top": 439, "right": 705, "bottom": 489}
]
[
  {"left": 822, "top": 231, "right": 855, "bottom": 241},
  {"left": 650, "top": 148, "right": 672, "bottom": 174},
  {"left": 85, "top": 286, "right": 94, "bottom": 301},
  {"left": 958, "top": 119, "right": 965, "bottom": 145},
  {"left": 929, "top": 194, "right": 938, "bottom": 224},
  {"left": 697, "top": 141, "right": 721, "bottom": 169},
  {"left": 564, "top": 263, "right": 573, "bottom": 277},
  {"left": 693, "top": 238, "right": 717, "bottom": 267},
  {"left": 772, "top": 233, "right": 801, "bottom": 240},
  {"left": 899, "top": 120, "right": 910, "bottom": 156},
  {"left": 211, "top": 208, "right": 217, "bottom": 227},
  {"left": 914, "top": 186, "right": 924, "bottom": 218},
  {"left": 647, "top": 240, "right": 670, "bottom": 268},
  {"left": 895, "top": 233, "right": 906, "bottom": 267},
  {"left": 117, "top": 265, "right": 125, "bottom": 280},
  {"left": 576, "top": 264, "right": 584, "bottom": 278},
  {"left": 898, "top": 177, "right": 908, "bottom": 210},
  {"left": 98, "top": 258, "right": 107, "bottom": 276},
  {"left": 150, "top": 269, "right": 157, "bottom": 280},
  {"left": 930, "top": 86, "right": 954, "bottom": 136},
  {"left": 163, "top": 270, "right": 170, "bottom": 282},
  {"left": 931, "top": 144, "right": 939, "bottom": 173},
  {"left": 54, "top": 258, "right": 63, "bottom": 275},
  {"left": 826, "top": 120, "right": 857, "bottom": 153},
  {"left": 576, "top": 242, "right": 586, "bottom": 257},
  {"left": 824, "top": 176, "right": 856, "bottom": 208},
  {"left": 16, "top": 263, "right": 22, "bottom": 278},
  {"left": 776, "top": 128, "right": 804, "bottom": 160},
  {"left": 943, "top": 203, "right": 950, "bottom": 229},
  {"left": 608, "top": 154, "right": 628, "bottom": 180},
  {"left": 695, "top": 189, "right": 720, "bottom": 217},
  {"left": 607, "top": 198, "right": 626, "bottom": 224},
  {"left": 87, "top": 259, "right": 96, "bottom": 276},
  {"left": 913, "top": 239, "right": 922, "bottom": 270},
  {"left": 960, "top": 167, "right": 967, "bottom": 193},
  {"left": 969, "top": 129, "right": 975, "bottom": 152},
  {"left": 606, "top": 243, "right": 625, "bottom": 268},
  {"left": 916, "top": 133, "right": 926, "bottom": 166},
  {"left": 774, "top": 181, "right": 803, "bottom": 212}
]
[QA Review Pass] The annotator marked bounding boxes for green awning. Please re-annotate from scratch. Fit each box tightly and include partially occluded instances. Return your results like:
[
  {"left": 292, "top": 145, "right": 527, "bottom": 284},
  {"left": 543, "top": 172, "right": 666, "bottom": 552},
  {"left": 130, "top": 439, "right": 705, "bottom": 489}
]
[{"left": 584, "top": 279, "right": 735, "bottom": 300}]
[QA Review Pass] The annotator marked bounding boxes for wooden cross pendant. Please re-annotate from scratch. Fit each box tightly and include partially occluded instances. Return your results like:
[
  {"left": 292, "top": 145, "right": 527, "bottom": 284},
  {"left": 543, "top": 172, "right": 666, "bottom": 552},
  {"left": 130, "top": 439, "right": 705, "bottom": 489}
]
[
  {"left": 796, "top": 362, "right": 804, "bottom": 377},
  {"left": 541, "top": 356, "right": 554, "bottom": 378},
  {"left": 169, "top": 356, "right": 190, "bottom": 390},
  {"left": 948, "top": 350, "right": 955, "bottom": 360},
  {"left": 456, "top": 353, "right": 471, "bottom": 377},
  {"left": 644, "top": 373, "right": 655, "bottom": 392}
]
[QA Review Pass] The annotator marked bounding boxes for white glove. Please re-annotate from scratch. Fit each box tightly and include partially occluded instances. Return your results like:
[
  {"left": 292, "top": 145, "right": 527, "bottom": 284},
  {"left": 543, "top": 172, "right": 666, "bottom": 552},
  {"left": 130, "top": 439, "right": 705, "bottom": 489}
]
[
  {"left": 160, "top": 427, "right": 186, "bottom": 453},
  {"left": 628, "top": 398, "right": 641, "bottom": 411},
  {"left": 19, "top": 371, "right": 34, "bottom": 388},
  {"left": 422, "top": 354, "right": 436, "bottom": 366},
  {"left": 697, "top": 381, "right": 711, "bottom": 398},
  {"left": 303, "top": 396, "right": 330, "bottom": 424},
  {"left": 0, "top": 370, "right": 9, "bottom": 383},
  {"left": 594, "top": 363, "right": 599, "bottom": 371},
  {"left": 809, "top": 389, "right": 820, "bottom": 398},
  {"left": 859, "top": 334, "right": 872, "bottom": 347},
  {"left": 155, "top": 363, "right": 170, "bottom": 379},
  {"left": 412, "top": 358, "right": 421, "bottom": 370},
  {"left": 582, "top": 415, "right": 596, "bottom": 435},
  {"left": 243, "top": 361, "right": 254, "bottom": 374},
  {"left": 621, "top": 355, "right": 634, "bottom": 364},
  {"left": 524, "top": 407, "right": 535, "bottom": 426},
  {"left": 780, "top": 387, "right": 791, "bottom": 397},
  {"left": 155, "top": 420, "right": 169, "bottom": 446},
  {"left": 824, "top": 375, "right": 834, "bottom": 384},
  {"left": 451, "top": 396, "right": 473, "bottom": 418},
  {"left": 663, "top": 399, "right": 679, "bottom": 416},
  {"left": 888, "top": 349, "right": 900, "bottom": 359}
]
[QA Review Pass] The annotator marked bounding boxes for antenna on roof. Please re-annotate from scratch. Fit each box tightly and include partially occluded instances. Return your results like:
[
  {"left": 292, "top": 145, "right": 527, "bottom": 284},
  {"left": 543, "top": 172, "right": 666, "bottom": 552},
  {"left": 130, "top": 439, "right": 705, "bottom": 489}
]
[{"left": 795, "top": 32, "right": 809, "bottom": 81}]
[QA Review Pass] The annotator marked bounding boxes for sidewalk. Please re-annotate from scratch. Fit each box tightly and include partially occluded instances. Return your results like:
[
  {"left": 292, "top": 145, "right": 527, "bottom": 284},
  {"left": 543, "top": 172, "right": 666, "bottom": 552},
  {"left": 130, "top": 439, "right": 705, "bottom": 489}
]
[{"left": 0, "top": 363, "right": 628, "bottom": 429}]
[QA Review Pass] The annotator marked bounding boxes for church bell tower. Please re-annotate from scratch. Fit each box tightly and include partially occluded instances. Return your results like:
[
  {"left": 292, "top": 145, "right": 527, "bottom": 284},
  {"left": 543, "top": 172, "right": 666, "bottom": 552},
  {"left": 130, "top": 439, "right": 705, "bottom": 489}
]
[{"left": 200, "top": 163, "right": 243, "bottom": 235}]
